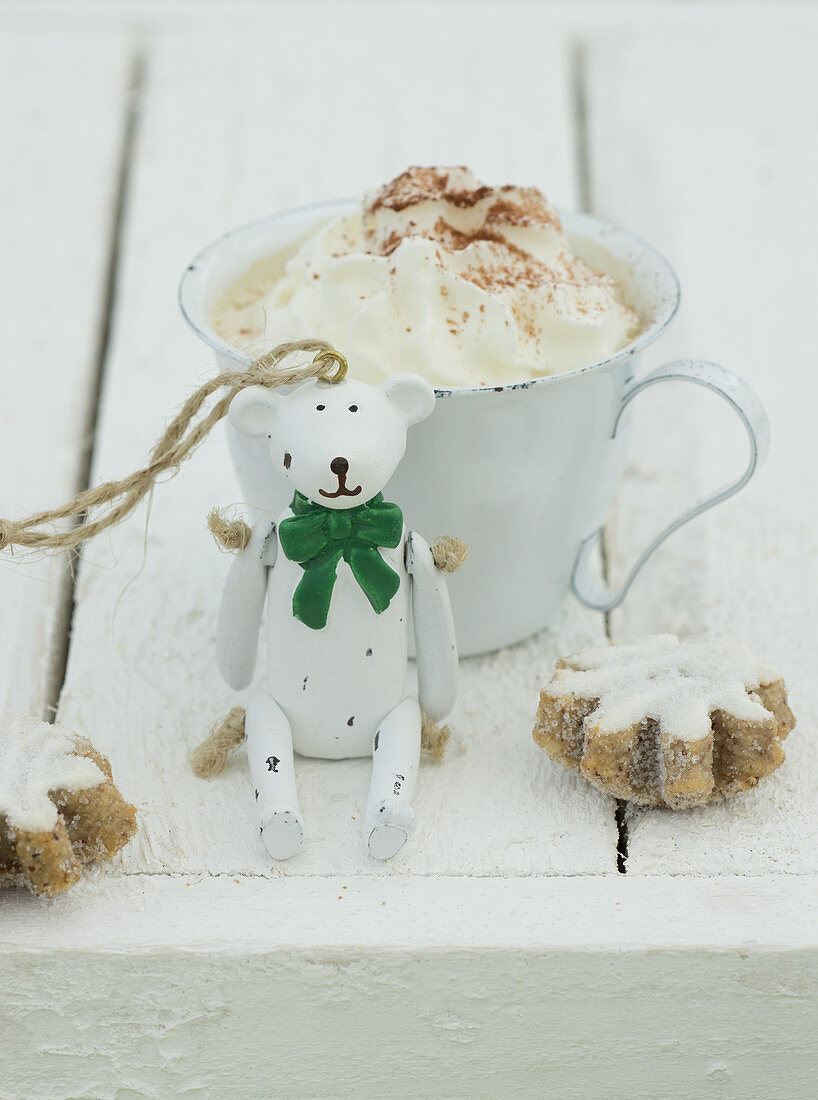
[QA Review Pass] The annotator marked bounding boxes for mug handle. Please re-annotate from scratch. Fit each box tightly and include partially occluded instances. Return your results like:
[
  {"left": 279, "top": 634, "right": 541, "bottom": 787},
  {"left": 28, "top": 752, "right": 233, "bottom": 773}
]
[{"left": 570, "top": 359, "right": 770, "bottom": 613}]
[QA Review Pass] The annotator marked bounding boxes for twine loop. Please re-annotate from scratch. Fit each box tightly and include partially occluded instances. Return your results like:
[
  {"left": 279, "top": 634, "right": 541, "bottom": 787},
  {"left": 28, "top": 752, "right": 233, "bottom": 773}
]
[{"left": 0, "top": 339, "right": 338, "bottom": 555}]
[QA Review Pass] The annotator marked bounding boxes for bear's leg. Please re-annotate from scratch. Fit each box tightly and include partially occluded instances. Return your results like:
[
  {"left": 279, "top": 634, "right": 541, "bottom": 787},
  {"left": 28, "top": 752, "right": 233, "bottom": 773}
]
[
  {"left": 364, "top": 695, "right": 421, "bottom": 860},
  {"left": 245, "top": 690, "right": 304, "bottom": 860}
]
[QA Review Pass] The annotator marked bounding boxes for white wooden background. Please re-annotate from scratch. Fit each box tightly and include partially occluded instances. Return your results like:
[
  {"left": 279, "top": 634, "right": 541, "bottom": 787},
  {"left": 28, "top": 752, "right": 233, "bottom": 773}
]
[{"left": 0, "top": 3, "right": 816, "bottom": 1097}]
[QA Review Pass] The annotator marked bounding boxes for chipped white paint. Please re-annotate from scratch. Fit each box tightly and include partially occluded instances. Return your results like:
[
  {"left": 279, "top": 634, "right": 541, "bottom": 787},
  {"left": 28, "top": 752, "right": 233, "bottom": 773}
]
[
  {"left": 2, "top": 874, "right": 818, "bottom": 1099},
  {"left": 221, "top": 372, "right": 456, "bottom": 860}
]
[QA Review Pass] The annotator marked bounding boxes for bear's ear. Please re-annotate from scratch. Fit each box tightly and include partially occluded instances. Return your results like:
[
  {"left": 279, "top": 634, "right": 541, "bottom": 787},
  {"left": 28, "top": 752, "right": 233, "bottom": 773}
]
[
  {"left": 229, "top": 386, "right": 283, "bottom": 438},
  {"left": 382, "top": 374, "right": 435, "bottom": 426}
]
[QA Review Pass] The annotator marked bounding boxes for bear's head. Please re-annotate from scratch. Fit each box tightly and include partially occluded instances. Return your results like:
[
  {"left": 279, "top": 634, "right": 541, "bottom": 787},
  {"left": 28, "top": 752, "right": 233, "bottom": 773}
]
[{"left": 229, "top": 374, "right": 435, "bottom": 508}]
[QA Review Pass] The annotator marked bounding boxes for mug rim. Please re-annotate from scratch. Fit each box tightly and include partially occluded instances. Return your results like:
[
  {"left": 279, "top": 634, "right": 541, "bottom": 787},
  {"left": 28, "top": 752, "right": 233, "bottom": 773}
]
[{"left": 179, "top": 197, "right": 681, "bottom": 396}]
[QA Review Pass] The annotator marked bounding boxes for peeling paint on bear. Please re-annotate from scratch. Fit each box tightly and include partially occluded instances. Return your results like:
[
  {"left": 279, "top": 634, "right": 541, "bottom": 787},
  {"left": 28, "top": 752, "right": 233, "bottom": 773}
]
[{"left": 216, "top": 373, "right": 459, "bottom": 862}]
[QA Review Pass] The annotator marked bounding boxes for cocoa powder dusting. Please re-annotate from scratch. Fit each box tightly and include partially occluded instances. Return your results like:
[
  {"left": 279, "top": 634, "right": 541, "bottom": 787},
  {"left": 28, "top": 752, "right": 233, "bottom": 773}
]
[
  {"left": 357, "top": 167, "right": 612, "bottom": 305},
  {"left": 485, "top": 195, "right": 562, "bottom": 231},
  {"left": 366, "top": 166, "right": 494, "bottom": 214}
]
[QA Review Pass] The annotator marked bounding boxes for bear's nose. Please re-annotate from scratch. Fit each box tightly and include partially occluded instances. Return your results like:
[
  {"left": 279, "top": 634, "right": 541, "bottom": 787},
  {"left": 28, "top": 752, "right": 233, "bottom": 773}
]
[{"left": 330, "top": 456, "right": 349, "bottom": 476}]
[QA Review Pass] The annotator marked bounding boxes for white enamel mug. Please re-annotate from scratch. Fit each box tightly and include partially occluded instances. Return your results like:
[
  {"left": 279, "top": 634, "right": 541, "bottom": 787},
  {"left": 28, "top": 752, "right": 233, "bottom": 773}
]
[{"left": 179, "top": 200, "right": 769, "bottom": 657}]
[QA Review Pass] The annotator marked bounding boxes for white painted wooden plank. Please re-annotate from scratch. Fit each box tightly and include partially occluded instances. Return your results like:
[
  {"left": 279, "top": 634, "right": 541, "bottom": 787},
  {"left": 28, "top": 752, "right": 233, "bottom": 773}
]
[
  {"left": 3, "top": 872, "right": 818, "bottom": 953},
  {"left": 55, "top": 19, "right": 618, "bottom": 880},
  {"left": 586, "top": 26, "right": 818, "bottom": 872},
  {"left": 0, "top": 30, "right": 133, "bottom": 717},
  {"left": 2, "top": 874, "right": 817, "bottom": 1098},
  {"left": 0, "top": 0, "right": 802, "bottom": 30}
]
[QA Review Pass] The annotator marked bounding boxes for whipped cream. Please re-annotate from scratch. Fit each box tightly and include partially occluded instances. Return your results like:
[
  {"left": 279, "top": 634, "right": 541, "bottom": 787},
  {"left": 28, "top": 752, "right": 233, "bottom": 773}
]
[{"left": 212, "top": 167, "right": 641, "bottom": 386}]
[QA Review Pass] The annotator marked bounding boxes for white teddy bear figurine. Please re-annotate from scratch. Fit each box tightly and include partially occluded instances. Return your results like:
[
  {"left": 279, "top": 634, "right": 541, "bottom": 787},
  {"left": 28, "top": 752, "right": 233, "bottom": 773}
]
[{"left": 218, "top": 369, "right": 458, "bottom": 861}]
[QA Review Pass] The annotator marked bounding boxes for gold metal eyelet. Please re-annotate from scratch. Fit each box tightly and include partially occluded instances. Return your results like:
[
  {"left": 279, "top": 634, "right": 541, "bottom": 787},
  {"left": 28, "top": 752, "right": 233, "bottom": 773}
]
[{"left": 313, "top": 348, "right": 349, "bottom": 384}]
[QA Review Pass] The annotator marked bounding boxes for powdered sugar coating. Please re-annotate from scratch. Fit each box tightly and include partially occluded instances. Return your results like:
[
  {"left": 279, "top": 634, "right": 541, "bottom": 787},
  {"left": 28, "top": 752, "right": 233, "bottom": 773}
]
[
  {"left": 0, "top": 716, "right": 105, "bottom": 832},
  {"left": 550, "top": 635, "right": 779, "bottom": 742}
]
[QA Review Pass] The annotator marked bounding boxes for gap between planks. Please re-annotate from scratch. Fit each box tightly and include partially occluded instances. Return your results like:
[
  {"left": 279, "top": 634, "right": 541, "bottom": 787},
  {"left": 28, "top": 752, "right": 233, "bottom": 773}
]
[
  {"left": 573, "top": 35, "right": 629, "bottom": 875},
  {"left": 45, "top": 47, "right": 147, "bottom": 722}
]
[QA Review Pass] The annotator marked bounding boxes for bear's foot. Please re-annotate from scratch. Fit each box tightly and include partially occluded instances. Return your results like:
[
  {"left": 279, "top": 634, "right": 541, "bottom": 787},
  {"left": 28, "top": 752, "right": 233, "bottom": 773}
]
[
  {"left": 366, "top": 799, "right": 416, "bottom": 861},
  {"left": 260, "top": 807, "right": 304, "bottom": 860}
]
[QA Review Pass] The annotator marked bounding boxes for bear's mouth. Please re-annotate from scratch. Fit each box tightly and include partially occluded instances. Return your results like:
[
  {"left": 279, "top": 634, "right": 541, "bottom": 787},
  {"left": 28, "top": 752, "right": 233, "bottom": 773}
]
[{"left": 319, "top": 472, "right": 363, "bottom": 499}]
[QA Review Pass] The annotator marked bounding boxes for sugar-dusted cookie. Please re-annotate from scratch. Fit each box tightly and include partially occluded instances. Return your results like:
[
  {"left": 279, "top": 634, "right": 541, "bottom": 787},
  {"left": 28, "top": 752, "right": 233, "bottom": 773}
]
[
  {"left": 533, "top": 635, "right": 795, "bottom": 809},
  {"left": 0, "top": 716, "right": 137, "bottom": 896}
]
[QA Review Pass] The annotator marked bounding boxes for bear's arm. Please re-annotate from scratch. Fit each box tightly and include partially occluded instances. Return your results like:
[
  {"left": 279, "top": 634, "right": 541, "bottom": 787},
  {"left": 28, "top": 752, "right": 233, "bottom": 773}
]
[
  {"left": 216, "top": 519, "right": 277, "bottom": 690},
  {"left": 406, "top": 531, "right": 458, "bottom": 721}
]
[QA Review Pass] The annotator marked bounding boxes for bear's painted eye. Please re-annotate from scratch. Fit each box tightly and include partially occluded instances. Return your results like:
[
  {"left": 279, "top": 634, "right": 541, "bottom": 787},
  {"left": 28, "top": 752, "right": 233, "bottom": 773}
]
[
  {"left": 348, "top": 404, "right": 358, "bottom": 412},
  {"left": 316, "top": 404, "right": 325, "bottom": 411},
  {"left": 283, "top": 452, "right": 292, "bottom": 470}
]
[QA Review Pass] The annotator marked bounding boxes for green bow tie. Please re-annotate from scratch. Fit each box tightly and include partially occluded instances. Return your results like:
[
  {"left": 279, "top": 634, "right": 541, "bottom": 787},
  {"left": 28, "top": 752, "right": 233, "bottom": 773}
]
[{"left": 278, "top": 491, "right": 404, "bottom": 630}]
